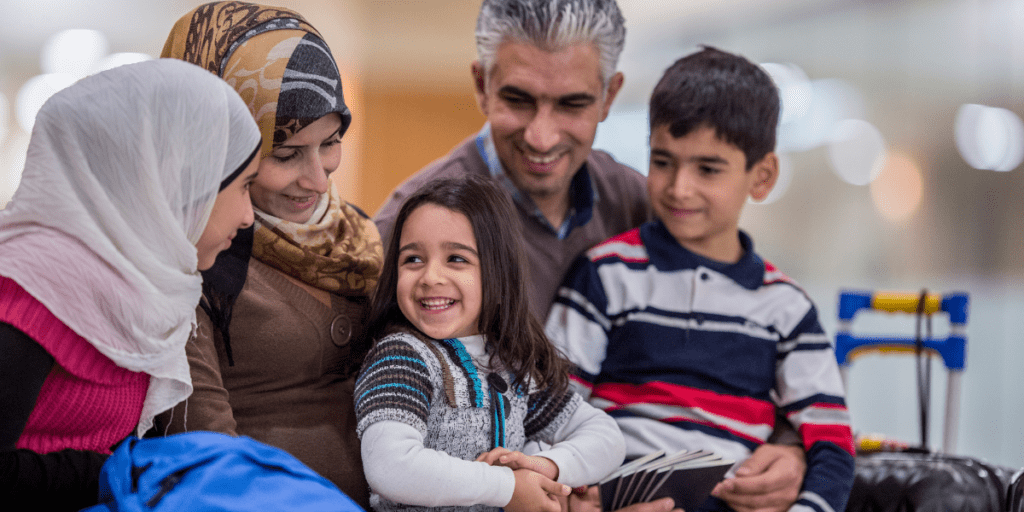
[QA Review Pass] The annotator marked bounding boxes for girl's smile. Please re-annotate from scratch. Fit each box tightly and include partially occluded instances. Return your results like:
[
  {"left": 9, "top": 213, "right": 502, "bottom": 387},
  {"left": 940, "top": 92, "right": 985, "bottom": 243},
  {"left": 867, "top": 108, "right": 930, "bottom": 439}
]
[
  {"left": 419, "top": 297, "right": 458, "bottom": 310},
  {"left": 396, "top": 203, "right": 482, "bottom": 340}
]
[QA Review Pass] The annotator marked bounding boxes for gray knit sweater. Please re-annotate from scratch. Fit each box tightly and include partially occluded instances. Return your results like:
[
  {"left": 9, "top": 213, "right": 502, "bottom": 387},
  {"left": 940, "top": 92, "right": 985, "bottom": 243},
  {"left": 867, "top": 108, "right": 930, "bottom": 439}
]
[{"left": 355, "top": 332, "right": 623, "bottom": 512}]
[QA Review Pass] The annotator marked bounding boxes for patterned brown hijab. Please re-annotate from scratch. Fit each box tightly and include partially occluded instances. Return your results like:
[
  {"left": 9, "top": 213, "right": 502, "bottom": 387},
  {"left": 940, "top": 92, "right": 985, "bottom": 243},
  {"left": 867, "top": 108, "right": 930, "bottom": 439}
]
[
  {"left": 162, "top": 2, "right": 351, "bottom": 155},
  {"left": 164, "top": 2, "right": 382, "bottom": 361}
]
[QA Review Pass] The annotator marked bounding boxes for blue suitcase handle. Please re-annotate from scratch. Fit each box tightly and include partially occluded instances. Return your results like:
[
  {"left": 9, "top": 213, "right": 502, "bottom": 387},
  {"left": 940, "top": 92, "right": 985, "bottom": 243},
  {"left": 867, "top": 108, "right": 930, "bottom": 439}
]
[{"left": 835, "top": 291, "right": 968, "bottom": 371}]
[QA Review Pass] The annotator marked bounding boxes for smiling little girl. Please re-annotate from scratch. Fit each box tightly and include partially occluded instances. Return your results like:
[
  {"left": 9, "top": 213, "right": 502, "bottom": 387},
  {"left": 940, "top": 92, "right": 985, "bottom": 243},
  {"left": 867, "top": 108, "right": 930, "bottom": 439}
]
[{"left": 354, "top": 176, "right": 624, "bottom": 512}]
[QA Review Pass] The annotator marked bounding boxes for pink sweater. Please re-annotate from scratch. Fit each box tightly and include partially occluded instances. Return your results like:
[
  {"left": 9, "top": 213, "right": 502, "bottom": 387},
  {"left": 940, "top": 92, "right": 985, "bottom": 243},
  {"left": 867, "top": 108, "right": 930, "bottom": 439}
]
[{"left": 0, "top": 276, "right": 149, "bottom": 454}]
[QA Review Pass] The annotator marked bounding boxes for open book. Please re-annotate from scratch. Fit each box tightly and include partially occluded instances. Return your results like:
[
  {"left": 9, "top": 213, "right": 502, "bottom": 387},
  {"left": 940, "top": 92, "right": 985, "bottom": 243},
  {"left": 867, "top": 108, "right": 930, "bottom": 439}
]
[{"left": 598, "top": 449, "right": 734, "bottom": 512}]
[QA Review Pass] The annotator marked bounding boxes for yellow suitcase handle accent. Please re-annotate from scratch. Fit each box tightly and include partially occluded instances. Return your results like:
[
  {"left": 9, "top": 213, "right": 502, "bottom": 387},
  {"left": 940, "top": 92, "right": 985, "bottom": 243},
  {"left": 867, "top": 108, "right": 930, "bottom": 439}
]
[{"left": 871, "top": 292, "right": 941, "bottom": 314}]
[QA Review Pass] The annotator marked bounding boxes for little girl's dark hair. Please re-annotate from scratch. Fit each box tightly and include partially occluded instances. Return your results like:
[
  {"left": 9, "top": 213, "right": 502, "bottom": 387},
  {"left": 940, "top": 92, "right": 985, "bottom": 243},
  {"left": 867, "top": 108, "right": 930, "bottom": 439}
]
[{"left": 366, "top": 175, "right": 569, "bottom": 394}]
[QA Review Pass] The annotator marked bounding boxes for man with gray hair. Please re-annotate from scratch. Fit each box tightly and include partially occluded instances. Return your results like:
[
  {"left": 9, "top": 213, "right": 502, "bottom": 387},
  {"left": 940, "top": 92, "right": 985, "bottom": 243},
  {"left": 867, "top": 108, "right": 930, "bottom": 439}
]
[
  {"left": 374, "top": 2, "right": 806, "bottom": 510},
  {"left": 377, "top": 0, "right": 645, "bottom": 323}
]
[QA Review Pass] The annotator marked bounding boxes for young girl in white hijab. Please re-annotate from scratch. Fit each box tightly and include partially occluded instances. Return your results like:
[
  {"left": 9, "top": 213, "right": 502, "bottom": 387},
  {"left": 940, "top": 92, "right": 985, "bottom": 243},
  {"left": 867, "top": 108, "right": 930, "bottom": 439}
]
[{"left": 0, "top": 58, "right": 262, "bottom": 510}]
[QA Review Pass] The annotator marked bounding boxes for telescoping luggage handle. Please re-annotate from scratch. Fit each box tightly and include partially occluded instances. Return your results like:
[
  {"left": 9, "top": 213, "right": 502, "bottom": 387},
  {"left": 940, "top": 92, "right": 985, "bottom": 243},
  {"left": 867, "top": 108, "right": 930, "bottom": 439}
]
[{"left": 835, "top": 290, "right": 968, "bottom": 454}]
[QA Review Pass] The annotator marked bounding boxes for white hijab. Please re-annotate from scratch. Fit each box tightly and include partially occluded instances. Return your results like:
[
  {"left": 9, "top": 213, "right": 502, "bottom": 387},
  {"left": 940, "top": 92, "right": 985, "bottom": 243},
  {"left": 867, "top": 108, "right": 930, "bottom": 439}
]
[{"left": 0, "top": 59, "right": 261, "bottom": 436}]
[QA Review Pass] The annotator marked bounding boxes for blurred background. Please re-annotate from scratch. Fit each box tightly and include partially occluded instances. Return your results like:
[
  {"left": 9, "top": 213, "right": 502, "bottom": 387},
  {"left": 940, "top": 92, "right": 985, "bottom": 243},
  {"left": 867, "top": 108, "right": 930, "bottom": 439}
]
[{"left": 0, "top": 0, "right": 1021, "bottom": 467}]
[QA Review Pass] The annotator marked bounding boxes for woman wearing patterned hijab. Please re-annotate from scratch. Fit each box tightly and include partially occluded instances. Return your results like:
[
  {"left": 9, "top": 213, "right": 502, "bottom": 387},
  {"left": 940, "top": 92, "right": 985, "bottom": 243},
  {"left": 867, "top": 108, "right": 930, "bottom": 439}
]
[
  {"left": 0, "top": 58, "right": 261, "bottom": 509},
  {"left": 158, "top": 3, "right": 382, "bottom": 506}
]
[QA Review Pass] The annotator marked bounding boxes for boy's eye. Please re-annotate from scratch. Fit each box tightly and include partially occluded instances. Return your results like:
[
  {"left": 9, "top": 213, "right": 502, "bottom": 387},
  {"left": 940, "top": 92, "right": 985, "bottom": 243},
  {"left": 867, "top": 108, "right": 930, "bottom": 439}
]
[
  {"left": 650, "top": 158, "right": 671, "bottom": 170},
  {"left": 321, "top": 136, "right": 341, "bottom": 148}
]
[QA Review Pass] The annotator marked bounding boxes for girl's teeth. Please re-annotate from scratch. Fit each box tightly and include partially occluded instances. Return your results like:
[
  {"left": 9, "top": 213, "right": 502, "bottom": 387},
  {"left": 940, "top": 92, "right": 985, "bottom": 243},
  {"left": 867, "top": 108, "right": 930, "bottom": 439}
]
[{"left": 421, "top": 298, "right": 454, "bottom": 310}]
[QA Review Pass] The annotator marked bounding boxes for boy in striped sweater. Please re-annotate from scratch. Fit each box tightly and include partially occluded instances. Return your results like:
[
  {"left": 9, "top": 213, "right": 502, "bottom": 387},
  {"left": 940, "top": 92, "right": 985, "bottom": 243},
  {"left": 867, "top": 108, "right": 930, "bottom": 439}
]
[{"left": 545, "top": 47, "right": 854, "bottom": 512}]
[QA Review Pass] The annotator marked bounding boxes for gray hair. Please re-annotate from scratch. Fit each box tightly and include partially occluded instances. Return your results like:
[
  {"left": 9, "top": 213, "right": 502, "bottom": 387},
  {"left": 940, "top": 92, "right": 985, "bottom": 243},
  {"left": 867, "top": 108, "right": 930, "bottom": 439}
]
[{"left": 475, "top": 0, "right": 626, "bottom": 87}]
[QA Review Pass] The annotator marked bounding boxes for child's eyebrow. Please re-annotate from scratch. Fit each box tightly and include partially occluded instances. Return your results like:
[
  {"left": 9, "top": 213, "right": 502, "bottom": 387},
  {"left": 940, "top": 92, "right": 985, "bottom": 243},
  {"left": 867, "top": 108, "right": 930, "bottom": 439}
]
[
  {"left": 650, "top": 148, "right": 675, "bottom": 159},
  {"left": 442, "top": 241, "right": 478, "bottom": 255},
  {"left": 690, "top": 155, "right": 729, "bottom": 165},
  {"left": 652, "top": 147, "right": 729, "bottom": 165},
  {"left": 398, "top": 242, "right": 420, "bottom": 253}
]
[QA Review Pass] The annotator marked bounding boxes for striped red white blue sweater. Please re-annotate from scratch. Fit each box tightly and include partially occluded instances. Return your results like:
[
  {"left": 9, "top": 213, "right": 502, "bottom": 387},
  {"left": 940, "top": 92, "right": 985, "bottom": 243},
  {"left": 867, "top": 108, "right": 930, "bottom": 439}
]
[{"left": 545, "top": 221, "right": 854, "bottom": 512}]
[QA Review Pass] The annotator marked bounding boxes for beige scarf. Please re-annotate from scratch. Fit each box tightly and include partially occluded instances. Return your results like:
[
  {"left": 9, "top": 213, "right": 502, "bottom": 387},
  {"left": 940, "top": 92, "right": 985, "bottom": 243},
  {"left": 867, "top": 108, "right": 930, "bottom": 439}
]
[{"left": 253, "top": 185, "right": 381, "bottom": 295}]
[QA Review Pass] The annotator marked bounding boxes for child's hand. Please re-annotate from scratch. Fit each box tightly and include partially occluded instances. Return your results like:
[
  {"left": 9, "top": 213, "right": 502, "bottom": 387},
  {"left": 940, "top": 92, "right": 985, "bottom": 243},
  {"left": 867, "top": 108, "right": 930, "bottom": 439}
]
[
  {"left": 475, "top": 447, "right": 514, "bottom": 465},
  {"left": 506, "top": 468, "right": 570, "bottom": 512},
  {"left": 476, "top": 447, "right": 560, "bottom": 481}
]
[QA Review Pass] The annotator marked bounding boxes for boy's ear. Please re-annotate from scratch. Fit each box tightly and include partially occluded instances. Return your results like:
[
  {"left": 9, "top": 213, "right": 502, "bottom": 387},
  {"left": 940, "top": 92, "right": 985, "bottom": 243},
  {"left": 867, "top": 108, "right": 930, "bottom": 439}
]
[
  {"left": 748, "top": 152, "right": 780, "bottom": 202},
  {"left": 471, "top": 61, "right": 488, "bottom": 115}
]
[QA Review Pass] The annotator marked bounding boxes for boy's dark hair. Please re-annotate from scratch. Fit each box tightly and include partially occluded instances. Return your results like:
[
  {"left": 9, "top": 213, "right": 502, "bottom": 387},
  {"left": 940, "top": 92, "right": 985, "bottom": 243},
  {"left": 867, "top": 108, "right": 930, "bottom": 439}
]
[
  {"left": 649, "top": 46, "right": 780, "bottom": 169},
  {"left": 366, "top": 175, "right": 569, "bottom": 394}
]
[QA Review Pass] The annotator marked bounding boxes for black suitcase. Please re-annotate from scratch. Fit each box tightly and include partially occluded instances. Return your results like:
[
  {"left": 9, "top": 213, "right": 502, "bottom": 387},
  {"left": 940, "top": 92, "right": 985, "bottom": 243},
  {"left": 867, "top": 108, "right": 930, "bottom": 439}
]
[
  {"left": 847, "top": 451, "right": 1016, "bottom": 512},
  {"left": 835, "top": 290, "right": 1019, "bottom": 512}
]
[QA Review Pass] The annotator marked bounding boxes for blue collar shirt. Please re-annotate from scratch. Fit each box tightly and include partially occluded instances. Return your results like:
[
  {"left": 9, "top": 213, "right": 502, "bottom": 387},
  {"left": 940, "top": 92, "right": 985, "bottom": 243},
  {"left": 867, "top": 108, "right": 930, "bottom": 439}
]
[{"left": 475, "top": 124, "right": 597, "bottom": 240}]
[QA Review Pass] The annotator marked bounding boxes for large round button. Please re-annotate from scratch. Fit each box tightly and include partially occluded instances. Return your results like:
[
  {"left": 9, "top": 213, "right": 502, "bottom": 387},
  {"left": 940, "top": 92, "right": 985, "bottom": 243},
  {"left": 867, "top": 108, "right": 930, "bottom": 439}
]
[
  {"left": 330, "top": 315, "right": 352, "bottom": 347},
  {"left": 487, "top": 373, "right": 508, "bottom": 393}
]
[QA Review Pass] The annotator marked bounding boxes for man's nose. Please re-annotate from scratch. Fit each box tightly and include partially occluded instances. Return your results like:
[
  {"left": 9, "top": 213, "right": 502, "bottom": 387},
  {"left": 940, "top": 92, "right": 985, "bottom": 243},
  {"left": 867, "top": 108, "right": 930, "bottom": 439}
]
[{"left": 523, "top": 105, "right": 560, "bottom": 154}]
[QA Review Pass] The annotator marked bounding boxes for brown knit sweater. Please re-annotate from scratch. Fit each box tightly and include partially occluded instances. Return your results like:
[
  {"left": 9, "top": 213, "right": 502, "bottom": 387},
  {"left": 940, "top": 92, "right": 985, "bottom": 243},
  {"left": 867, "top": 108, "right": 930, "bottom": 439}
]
[{"left": 156, "top": 258, "right": 371, "bottom": 508}]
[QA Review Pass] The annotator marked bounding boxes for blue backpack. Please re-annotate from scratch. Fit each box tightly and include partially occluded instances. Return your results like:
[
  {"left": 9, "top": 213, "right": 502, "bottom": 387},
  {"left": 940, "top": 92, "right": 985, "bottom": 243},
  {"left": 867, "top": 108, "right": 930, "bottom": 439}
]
[{"left": 82, "top": 432, "right": 363, "bottom": 511}]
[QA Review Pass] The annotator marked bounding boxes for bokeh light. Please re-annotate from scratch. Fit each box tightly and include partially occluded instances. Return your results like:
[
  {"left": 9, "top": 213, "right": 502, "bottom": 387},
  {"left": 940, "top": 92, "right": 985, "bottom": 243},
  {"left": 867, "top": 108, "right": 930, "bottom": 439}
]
[
  {"left": 828, "top": 119, "right": 887, "bottom": 186},
  {"left": 776, "top": 78, "right": 866, "bottom": 153},
  {"left": 41, "top": 29, "right": 108, "bottom": 78},
  {"left": 16, "top": 73, "right": 77, "bottom": 133},
  {"left": 761, "top": 62, "right": 812, "bottom": 125},
  {"left": 955, "top": 104, "right": 1024, "bottom": 172},
  {"left": 870, "top": 151, "right": 924, "bottom": 223}
]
